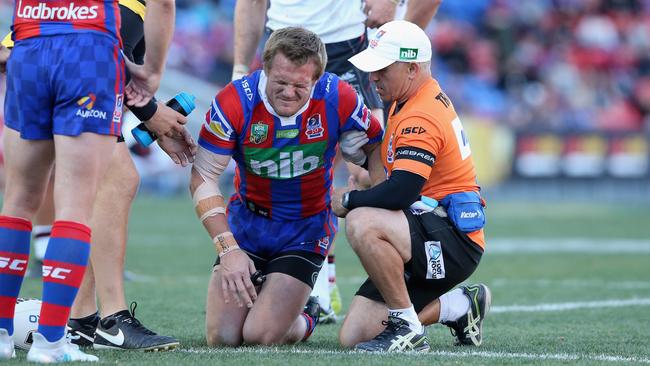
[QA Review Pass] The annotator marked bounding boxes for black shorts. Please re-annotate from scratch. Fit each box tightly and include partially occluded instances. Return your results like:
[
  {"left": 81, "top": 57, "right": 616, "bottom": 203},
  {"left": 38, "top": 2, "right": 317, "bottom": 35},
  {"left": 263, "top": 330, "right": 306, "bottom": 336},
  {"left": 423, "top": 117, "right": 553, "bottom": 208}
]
[
  {"left": 214, "top": 250, "right": 324, "bottom": 289},
  {"left": 355, "top": 210, "right": 483, "bottom": 312},
  {"left": 325, "top": 35, "right": 383, "bottom": 110}
]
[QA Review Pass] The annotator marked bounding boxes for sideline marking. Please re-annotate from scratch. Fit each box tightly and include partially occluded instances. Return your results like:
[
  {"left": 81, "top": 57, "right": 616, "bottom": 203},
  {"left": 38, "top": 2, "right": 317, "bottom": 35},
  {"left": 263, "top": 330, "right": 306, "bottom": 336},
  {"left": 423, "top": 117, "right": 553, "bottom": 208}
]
[{"left": 181, "top": 347, "right": 650, "bottom": 363}]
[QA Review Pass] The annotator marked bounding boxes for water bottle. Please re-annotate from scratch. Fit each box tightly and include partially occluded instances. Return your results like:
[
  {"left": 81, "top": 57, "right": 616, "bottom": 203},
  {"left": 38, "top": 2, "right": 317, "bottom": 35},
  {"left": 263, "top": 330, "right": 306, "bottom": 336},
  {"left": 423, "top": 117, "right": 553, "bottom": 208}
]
[{"left": 131, "top": 92, "right": 196, "bottom": 146}]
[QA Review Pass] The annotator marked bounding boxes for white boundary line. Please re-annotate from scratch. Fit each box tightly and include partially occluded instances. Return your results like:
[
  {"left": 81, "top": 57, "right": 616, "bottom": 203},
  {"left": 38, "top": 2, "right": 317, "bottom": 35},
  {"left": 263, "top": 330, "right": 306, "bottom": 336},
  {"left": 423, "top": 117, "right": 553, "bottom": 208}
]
[
  {"left": 180, "top": 347, "right": 650, "bottom": 364},
  {"left": 492, "top": 298, "right": 650, "bottom": 313},
  {"left": 489, "top": 238, "right": 650, "bottom": 253}
]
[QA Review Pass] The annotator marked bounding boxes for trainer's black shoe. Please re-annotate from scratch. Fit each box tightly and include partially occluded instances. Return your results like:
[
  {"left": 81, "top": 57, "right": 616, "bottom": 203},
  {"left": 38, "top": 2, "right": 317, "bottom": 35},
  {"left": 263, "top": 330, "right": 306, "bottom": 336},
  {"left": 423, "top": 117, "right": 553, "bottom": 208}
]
[
  {"left": 354, "top": 316, "right": 429, "bottom": 352},
  {"left": 93, "top": 302, "right": 179, "bottom": 351},
  {"left": 67, "top": 312, "right": 99, "bottom": 347},
  {"left": 301, "top": 296, "right": 320, "bottom": 341},
  {"left": 442, "top": 283, "right": 492, "bottom": 346}
]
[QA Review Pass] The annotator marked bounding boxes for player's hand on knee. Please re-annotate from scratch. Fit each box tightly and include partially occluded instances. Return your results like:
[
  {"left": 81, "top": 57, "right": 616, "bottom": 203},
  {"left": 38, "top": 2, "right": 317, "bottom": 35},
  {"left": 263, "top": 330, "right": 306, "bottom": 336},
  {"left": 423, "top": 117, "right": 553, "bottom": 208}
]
[{"left": 220, "top": 250, "right": 258, "bottom": 308}]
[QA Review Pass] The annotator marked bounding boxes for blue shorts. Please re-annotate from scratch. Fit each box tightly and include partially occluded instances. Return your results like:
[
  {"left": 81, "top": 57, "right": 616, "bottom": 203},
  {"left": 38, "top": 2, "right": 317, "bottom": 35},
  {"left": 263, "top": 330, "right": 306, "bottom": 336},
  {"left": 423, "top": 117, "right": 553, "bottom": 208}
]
[
  {"left": 227, "top": 197, "right": 337, "bottom": 258},
  {"left": 4, "top": 33, "right": 125, "bottom": 140}
]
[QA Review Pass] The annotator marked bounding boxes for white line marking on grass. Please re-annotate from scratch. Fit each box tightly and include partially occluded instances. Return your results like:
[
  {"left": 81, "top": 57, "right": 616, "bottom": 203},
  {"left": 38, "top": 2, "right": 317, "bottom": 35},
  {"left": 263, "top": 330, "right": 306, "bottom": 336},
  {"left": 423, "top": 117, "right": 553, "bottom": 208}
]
[
  {"left": 489, "top": 238, "right": 650, "bottom": 254},
  {"left": 492, "top": 298, "right": 650, "bottom": 313},
  {"left": 492, "top": 278, "right": 650, "bottom": 290},
  {"left": 180, "top": 347, "right": 650, "bottom": 363}
]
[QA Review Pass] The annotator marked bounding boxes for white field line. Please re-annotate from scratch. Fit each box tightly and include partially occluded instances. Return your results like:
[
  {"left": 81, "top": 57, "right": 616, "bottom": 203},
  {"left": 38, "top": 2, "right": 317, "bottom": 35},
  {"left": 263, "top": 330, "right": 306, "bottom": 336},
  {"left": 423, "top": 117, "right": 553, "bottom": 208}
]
[
  {"left": 180, "top": 347, "right": 650, "bottom": 364},
  {"left": 132, "top": 236, "right": 650, "bottom": 253},
  {"left": 491, "top": 278, "right": 650, "bottom": 290},
  {"left": 492, "top": 298, "right": 650, "bottom": 313},
  {"left": 488, "top": 238, "right": 650, "bottom": 253}
]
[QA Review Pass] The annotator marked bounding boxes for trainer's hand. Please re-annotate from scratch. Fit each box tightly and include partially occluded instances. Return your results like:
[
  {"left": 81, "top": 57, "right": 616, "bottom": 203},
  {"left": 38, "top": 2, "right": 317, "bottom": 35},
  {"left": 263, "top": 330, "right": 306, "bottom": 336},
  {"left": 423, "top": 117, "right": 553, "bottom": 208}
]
[
  {"left": 124, "top": 57, "right": 162, "bottom": 107},
  {"left": 0, "top": 45, "right": 10, "bottom": 74},
  {"left": 143, "top": 102, "right": 189, "bottom": 139},
  {"left": 364, "top": 0, "right": 398, "bottom": 29},
  {"left": 340, "top": 130, "right": 369, "bottom": 166},
  {"left": 220, "top": 250, "right": 257, "bottom": 308},
  {"left": 157, "top": 128, "right": 197, "bottom": 167}
]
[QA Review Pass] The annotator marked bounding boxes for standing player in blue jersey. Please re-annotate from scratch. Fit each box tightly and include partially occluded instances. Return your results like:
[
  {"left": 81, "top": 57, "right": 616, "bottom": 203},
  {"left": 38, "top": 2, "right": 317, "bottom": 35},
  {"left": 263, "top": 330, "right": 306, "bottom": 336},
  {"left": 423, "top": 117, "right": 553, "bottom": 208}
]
[
  {"left": 191, "top": 27, "right": 383, "bottom": 346},
  {"left": 0, "top": 0, "right": 175, "bottom": 362}
]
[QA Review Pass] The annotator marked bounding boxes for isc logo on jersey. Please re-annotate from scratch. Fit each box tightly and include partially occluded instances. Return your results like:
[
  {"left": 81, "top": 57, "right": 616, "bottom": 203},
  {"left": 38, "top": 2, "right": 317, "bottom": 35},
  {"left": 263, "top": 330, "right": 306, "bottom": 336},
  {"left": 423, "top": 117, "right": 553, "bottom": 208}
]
[
  {"left": 16, "top": 2, "right": 99, "bottom": 20},
  {"left": 250, "top": 151, "right": 321, "bottom": 179}
]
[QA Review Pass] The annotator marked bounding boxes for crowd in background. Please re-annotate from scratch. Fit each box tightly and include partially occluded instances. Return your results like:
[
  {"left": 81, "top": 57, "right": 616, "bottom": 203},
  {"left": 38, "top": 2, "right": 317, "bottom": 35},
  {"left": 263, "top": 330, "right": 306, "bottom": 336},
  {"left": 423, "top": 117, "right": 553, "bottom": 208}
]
[
  {"left": 2, "top": 0, "right": 650, "bottom": 134},
  {"left": 168, "top": 0, "right": 650, "bottom": 132}
]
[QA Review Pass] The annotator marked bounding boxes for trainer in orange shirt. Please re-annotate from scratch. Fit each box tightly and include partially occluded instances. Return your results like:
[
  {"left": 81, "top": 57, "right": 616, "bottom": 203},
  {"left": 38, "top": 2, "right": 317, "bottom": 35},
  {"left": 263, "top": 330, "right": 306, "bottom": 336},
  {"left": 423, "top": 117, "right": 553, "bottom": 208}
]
[{"left": 331, "top": 21, "right": 491, "bottom": 353}]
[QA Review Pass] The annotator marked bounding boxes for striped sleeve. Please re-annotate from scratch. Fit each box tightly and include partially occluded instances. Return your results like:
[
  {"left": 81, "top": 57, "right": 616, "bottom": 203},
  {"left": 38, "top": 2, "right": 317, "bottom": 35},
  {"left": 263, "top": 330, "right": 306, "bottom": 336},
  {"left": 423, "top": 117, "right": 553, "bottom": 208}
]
[
  {"left": 337, "top": 80, "right": 383, "bottom": 143},
  {"left": 198, "top": 83, "right": 243, "bottom": 155}
]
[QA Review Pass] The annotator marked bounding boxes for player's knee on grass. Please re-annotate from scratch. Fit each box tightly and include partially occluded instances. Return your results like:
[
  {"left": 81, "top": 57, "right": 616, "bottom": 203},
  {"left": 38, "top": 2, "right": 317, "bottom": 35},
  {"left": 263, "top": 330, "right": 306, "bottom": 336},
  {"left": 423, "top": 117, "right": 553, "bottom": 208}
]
[
  {"left": 242, "top": 321, "right": 284, "bottom": 346},
  {"left": 206, "top": 327, "right": 243, "bottom": 347},
  {"left": 338, "top": 319, "right": 360, "bottom": 348}
]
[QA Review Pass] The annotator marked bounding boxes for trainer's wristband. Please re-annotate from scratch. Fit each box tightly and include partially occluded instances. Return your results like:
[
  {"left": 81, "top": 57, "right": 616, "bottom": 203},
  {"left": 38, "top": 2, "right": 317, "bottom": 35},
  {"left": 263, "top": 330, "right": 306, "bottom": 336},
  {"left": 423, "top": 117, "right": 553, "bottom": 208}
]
[{"left": 129, "top": 98, "right": 158, "bottom": 122}]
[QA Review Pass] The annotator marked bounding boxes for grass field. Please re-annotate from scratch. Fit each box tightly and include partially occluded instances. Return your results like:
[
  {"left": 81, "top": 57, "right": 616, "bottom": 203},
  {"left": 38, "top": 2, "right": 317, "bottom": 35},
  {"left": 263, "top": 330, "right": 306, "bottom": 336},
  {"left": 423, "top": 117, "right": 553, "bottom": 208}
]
[{"left": 8, "top": 197, "right": 650, "bottom": 365}]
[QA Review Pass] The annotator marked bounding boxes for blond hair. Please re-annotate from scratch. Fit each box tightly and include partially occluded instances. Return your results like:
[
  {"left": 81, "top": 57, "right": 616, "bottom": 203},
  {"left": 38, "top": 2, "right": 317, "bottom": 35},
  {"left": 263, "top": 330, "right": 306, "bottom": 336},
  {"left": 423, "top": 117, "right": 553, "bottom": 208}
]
[{"left": 263, "top": 27, "right": 327, "bottom": 80}]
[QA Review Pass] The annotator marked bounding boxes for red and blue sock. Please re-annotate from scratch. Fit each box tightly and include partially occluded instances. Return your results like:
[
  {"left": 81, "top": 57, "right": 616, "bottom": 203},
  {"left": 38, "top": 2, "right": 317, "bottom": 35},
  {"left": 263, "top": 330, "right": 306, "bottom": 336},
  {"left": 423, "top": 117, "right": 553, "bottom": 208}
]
[
  {"left": 0, "top": 216, "right": 32, "bottom": 336},
  {"left": 38, "top": 221, "right": 91, "bottom": 342}
]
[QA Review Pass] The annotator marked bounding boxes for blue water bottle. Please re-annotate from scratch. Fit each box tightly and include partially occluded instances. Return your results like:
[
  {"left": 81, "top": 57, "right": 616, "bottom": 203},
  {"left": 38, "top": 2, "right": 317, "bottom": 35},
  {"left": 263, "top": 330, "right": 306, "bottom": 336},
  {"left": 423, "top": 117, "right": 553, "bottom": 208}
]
[{"left": 131, "top": 92, "right": 196, "bottom": 146}]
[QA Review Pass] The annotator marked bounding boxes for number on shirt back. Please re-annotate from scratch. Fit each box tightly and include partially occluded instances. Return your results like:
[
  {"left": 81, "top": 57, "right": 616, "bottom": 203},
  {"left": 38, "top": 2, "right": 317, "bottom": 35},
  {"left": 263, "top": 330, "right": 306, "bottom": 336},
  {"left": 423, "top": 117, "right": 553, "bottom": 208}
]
[{"left": 451, "top": 117, "right": 471, "bottom": 160}]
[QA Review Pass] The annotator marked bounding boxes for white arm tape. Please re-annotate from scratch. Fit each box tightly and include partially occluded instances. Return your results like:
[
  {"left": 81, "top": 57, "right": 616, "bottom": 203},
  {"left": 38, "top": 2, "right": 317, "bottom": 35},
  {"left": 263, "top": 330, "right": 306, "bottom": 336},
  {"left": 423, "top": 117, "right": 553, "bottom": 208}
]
[{"left": 192, "top": 147, "right": 232, "bottom": 222}]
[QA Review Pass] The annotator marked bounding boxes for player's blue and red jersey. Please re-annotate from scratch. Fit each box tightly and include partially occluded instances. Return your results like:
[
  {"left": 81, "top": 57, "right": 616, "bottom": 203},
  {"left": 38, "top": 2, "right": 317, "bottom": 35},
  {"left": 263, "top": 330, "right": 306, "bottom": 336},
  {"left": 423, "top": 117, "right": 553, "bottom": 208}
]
[
  {"left": 11, "top": 0, "right": 122, "bottom": 45},
  {"left": 198, "top": 70, "right": 383, "bottom": 221}
]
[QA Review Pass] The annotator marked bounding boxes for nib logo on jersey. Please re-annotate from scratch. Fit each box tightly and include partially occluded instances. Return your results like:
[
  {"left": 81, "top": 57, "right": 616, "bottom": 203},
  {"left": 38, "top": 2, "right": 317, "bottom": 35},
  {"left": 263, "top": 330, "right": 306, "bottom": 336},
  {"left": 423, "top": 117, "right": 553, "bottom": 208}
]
[
  {"left": 16, "top": 1, "right": 99, "bottom": 20},
  {"left": 76, "top": 93, "right": 108, "bottom": 120}
]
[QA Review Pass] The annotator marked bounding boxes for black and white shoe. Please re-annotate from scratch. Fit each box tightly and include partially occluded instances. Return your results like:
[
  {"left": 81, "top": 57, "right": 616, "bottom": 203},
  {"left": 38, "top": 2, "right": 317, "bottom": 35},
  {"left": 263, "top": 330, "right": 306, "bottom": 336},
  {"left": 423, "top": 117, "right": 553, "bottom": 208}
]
[
  {"left": 354, "top": 316, "right": 429, "bottom": 352},
  {"left": 442, "top": 283, "right": 492, "bottom": 346},
  {"left": 67, "top": 312, "right": 99, "bottom": 347},
  {"left": 93, "top": 303, "right": 179, "bottom": 351}
]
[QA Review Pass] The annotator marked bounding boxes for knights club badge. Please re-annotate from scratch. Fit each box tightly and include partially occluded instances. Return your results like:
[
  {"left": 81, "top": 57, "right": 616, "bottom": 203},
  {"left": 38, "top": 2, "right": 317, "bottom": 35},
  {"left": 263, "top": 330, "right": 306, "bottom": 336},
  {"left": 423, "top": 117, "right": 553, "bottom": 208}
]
[
  {"left": 305, "top": 114, "right": 324, "bottom": 139},
  {"left": 250, "top": 122, "right": 269, "bottom": 144}
]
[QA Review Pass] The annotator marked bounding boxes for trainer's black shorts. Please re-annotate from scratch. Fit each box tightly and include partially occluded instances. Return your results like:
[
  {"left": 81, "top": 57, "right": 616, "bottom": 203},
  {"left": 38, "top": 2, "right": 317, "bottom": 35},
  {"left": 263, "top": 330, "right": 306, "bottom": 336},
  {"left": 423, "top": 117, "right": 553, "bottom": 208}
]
[
  {"left": 213, "top": 250, "right": 324, "bottom": 289},
  {"left": 355, "top": 210, "right": 483, "bottom": 312},
  {"left": 324, "top": 35, "right": 383, "bottom": 110}
]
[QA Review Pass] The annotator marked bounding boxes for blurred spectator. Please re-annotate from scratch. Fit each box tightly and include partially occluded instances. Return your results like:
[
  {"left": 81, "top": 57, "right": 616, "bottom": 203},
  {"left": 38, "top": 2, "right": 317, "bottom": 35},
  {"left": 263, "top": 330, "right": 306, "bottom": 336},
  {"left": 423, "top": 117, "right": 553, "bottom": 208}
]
[{"left": 2, "top": 0, "right": 650, "bottom": 132}]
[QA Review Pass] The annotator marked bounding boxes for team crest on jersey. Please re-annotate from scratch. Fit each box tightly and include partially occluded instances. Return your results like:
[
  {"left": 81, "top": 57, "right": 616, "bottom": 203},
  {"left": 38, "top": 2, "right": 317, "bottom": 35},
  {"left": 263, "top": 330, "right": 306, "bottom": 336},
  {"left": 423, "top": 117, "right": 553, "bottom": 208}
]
[
  {"left": 387, "top": 133, "right": 395, "bottom": 163},
  {"left": 305, "top": 114, "right": 324, "bottom": 139},
  {"left": 250, "top": 122, "right": 269, "bottom": 144}
]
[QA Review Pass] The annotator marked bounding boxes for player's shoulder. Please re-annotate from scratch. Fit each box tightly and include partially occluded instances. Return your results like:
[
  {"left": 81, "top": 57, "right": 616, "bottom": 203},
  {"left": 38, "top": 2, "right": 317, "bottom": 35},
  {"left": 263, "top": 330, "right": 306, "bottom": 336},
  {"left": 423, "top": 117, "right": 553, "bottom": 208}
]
[{"left": 311, "top": 72, "right": 340, "bottom": 100}]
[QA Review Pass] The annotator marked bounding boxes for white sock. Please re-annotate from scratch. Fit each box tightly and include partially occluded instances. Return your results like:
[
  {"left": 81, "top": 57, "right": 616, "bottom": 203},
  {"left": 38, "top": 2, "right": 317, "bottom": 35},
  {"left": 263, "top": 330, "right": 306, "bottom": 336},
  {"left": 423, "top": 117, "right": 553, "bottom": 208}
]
[
  {"left": 327, "top": 258, "right": 336, "bottom": 291},
  {"left": 388, "top": 305, "right": 423, "bottom": 333},
  {"left": 310, "top": 262, "right": 331, "bottom": 311},
  {"left": 438, "top": 288, "right": 470, "bottom": 323},
  {"left": 32, "top": 225, "right": 52, "bottom": 261}
]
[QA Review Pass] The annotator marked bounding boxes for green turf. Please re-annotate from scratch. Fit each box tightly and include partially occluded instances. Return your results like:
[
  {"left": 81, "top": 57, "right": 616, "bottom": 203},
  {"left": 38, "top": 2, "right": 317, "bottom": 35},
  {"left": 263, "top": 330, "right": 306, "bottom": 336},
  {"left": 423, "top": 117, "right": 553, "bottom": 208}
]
[{"left": 8, "top": 198, "right": 650, "bottom": 365}]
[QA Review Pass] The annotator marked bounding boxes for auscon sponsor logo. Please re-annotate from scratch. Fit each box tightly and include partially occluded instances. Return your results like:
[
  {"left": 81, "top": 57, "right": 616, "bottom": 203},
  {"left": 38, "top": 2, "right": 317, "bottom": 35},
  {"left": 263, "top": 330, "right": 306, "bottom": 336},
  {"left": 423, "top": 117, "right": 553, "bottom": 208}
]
[
  {"left": 17, "top": 2, "right": 99, "bottom": 20},
  {"left": 76, "top": 108, "right": 107, "bottom": 119}
]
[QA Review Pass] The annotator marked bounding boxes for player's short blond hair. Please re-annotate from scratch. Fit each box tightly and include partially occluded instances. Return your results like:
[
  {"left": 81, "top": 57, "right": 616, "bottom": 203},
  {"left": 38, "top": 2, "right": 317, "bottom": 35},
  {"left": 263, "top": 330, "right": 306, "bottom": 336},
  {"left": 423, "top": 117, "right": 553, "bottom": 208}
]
[{"left": 263, "top": 27, "right": 327, "bottom": 80}]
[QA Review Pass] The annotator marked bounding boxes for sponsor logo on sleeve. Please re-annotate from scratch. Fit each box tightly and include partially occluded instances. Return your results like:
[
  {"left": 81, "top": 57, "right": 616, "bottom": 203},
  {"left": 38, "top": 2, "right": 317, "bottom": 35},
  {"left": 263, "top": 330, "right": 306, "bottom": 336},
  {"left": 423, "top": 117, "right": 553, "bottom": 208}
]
[{"left": 395, "top": 146, "right": 435, "bottom": 166}]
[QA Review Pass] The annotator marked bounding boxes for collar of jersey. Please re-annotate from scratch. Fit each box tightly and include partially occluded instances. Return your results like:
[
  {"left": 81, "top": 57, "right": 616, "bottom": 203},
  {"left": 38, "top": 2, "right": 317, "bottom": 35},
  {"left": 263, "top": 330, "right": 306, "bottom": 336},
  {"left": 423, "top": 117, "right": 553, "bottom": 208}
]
[{"left": 258, "top": 71, "right": 316, "bottom": 127}]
